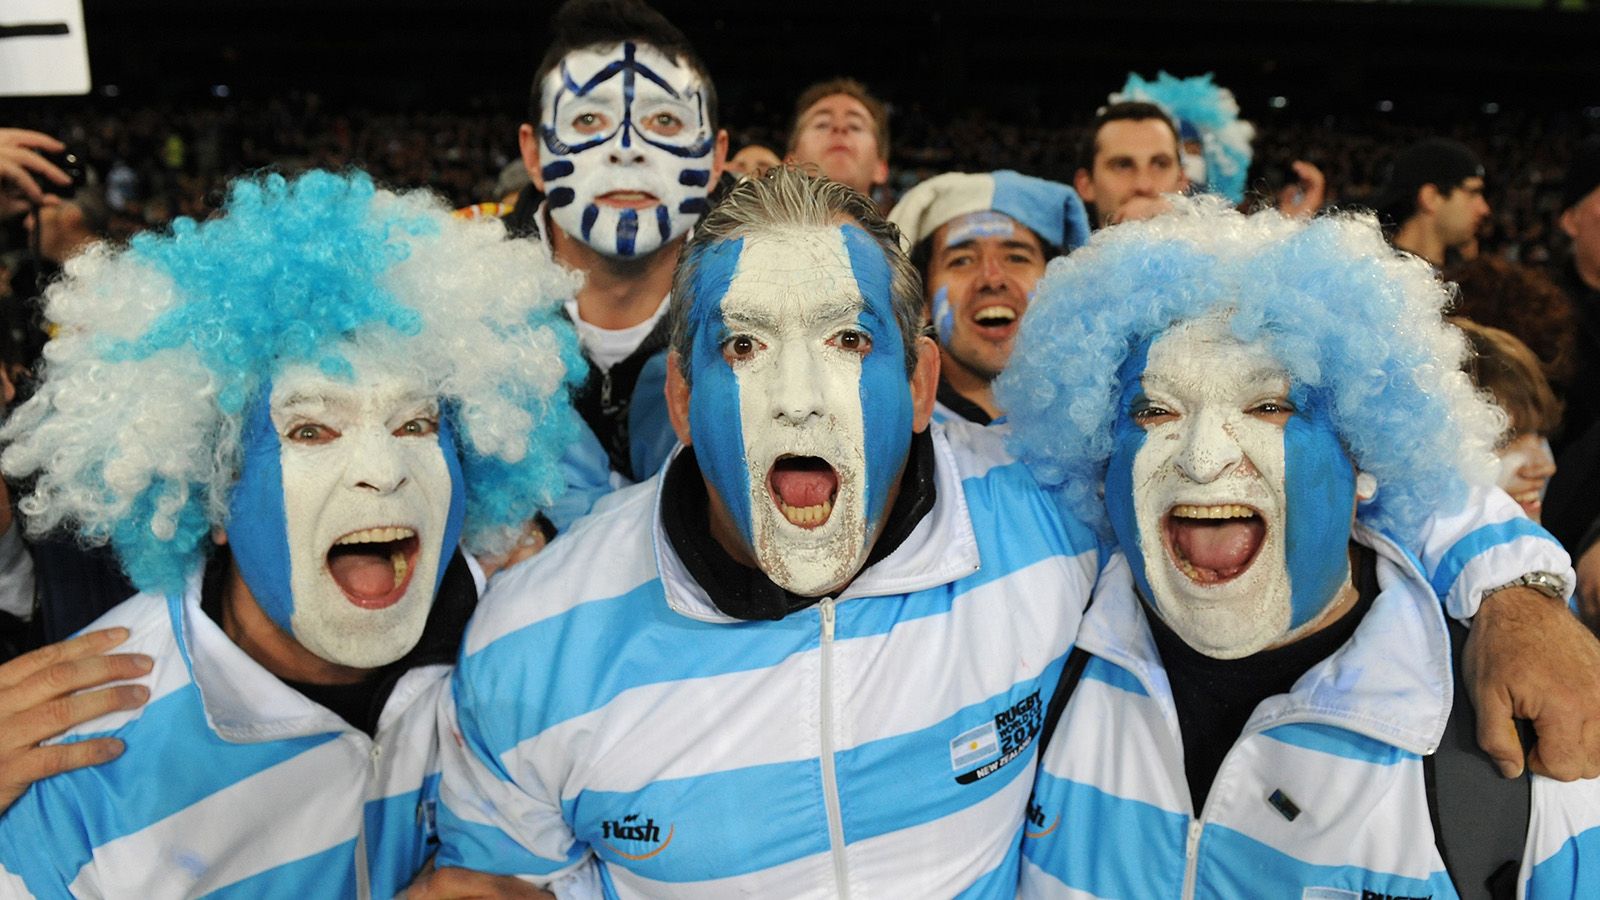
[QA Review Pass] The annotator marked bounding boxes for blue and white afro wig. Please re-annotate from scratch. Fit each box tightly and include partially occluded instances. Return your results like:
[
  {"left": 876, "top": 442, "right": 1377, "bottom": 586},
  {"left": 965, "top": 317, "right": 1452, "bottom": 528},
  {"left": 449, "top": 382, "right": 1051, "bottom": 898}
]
[
  {"left": 1113, "top": 72, "right": 1256, "bottom": 205},
  {"left": 0, "top": 170, "right": 586, "bottom": 594},
  {"left": 995, "top": 195, "right": 1503, "bottom": 540}
]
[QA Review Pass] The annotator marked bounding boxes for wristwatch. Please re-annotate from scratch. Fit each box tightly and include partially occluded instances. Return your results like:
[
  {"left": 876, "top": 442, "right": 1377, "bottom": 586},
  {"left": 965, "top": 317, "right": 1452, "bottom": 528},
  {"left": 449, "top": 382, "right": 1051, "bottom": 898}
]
[{"left": 1483, "top": 571, "right": 1569, "bottom": 601}]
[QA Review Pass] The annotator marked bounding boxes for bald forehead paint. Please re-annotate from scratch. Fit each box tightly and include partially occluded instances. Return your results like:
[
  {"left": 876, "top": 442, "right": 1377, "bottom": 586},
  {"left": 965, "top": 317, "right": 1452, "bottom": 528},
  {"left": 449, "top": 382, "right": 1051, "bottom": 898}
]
[{"left": 684, "top": 224, "right": 912, "bottom": 597}]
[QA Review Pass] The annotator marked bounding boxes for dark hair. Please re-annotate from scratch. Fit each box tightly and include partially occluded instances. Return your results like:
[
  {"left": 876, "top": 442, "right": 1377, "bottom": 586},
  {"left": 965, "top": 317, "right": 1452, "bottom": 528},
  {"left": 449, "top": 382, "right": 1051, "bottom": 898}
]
[
  {"left": 1453, "top": 317, "right": 1563, "bottom": 439},
  {"left": 787, "top": 77, "right": 890, "bottom": 162},
  {"left": 1446, "top": 256, "right": 1576, "bottom": 389},
  {"left": 528, "top": 0, "right": 718, "bottom": 131},
  {"left": 1077, "top": 101, "right": 1180, "bottom": 174}
]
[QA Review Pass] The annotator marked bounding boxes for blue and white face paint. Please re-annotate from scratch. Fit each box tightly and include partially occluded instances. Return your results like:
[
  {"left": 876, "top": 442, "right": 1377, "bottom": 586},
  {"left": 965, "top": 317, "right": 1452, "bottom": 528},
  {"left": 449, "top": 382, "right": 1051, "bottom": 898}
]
[
  {"left": 1105, "top": 317, "right": 1356, "bottom": 659},
  {"left": 539, "top": 42, "right": 715, "bottom": 259},
  {"left": 226, "top": 358, "right": 465, "bottom": 669},
  {"left": 684, "top": 225, "right": 912, "bottom": 596}
]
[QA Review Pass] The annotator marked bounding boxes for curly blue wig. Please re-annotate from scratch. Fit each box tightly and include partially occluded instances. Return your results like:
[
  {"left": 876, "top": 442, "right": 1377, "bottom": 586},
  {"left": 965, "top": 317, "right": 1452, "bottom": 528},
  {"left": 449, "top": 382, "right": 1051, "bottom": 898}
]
[
  {"left": 1, "top": 170, "right": 585, "bottom": 593},
  {"left": 995, "top": 196, "right": 1502, "bottom": 541}
]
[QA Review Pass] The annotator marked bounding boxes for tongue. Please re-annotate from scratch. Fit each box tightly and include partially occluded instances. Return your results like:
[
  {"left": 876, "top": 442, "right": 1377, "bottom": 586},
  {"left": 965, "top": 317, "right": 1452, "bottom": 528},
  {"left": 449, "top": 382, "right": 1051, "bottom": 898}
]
[
  {"left": 328, "top": 549, "right": 397, "bottom": 598},
  {"left": 1171, "top": 518, "right": 1263, "bottom": 571},
  {"left": 771, "top": 468, "right": 836, "bottom": 507}
]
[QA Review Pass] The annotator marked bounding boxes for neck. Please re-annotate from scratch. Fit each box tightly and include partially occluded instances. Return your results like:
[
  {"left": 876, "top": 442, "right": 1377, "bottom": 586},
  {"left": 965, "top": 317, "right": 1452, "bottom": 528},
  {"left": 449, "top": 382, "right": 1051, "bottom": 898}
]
[
  {"left": 548, "top": 211, "right": 681, "bottom": 330},
  {"left": 221, "top": 563, "right": 373, "bottom": 686},
  {"left": 939, "top": 350, "right": 1002, "bottom": 419},
  {"left": 1393, "top": 218, "right": 1446, "bottom": 267}
]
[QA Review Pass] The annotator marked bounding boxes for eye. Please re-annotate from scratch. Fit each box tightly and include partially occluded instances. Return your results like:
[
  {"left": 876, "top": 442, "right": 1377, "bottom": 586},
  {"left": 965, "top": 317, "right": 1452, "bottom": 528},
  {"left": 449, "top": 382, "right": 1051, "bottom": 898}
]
[
  {"left": 286, "top": 422, "right": 339, "bottom": 444},
  {"left": 1130, "top": 403, "right": 1177, "bottom": 427},
  {"left": 644, "top": 111, "right": 684, "bottom": 136},
  {"left": 721, "top": 334, "right": 764, "bottom": 363},
  {"left": 394, "top": 417, "right": 438, "bottom": 437},
  {"left": 943, "top": 253, "right": 975, "bottom": 270},
  {"left": 831, "top": 329, "right": 872, "bottom": 354},
  {"left": 572, "top": 112, "right": 609, "bottom": 135},
  {"left": 1247, "top": 399, "right": 1295, "bottom": 425}
]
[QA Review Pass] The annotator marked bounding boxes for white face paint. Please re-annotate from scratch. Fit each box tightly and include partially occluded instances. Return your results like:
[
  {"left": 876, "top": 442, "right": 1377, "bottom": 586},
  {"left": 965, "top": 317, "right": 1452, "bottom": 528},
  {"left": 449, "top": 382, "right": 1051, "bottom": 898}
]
[
  {"left": 686, "top": 226, "right": 912, "bottom": 597},
  {"left": 268, "top": 364, "right": 454, "bottom": 668},
  {"left": 538, "top": 42, "right": 716, "bottom": 259},
  {"left": 1109, "top": 317, "right": 1355, "bottom": 659}
]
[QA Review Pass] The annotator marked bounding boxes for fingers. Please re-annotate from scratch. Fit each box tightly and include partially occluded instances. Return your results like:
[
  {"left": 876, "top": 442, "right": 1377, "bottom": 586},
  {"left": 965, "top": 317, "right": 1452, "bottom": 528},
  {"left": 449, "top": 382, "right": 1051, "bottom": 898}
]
[
  {"left": 0, "top": 626, "right": 133, "bottom": 690},
  {"left": 1472, "top": 686, "right": 1526, "bottom": 778},
  {"left": 1525, "top": 708, "right": 1588, "bottom": 781},
  {"left": 0, "top": 736, "right": 126, "bottom": 813},
  {"left": 3, "top": 680, "right": 150, "bottom": 750},
  {"left": 0, "top": 128, "right": 66, "bottom": 154},
  {"left": 0, "top": 141, "right": 71, "bottom": 207}
]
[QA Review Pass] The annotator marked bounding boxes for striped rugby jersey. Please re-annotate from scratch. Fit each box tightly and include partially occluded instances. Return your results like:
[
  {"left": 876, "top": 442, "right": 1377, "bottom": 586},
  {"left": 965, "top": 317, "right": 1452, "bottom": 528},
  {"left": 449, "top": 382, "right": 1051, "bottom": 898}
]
[
  {"left": 0, "top": 581, "right": 447, "bottom": 899},
  {"left": 1021, "top": 533, "right": 1600, "bottom": 900},
  {"left": 437, "top": 420, "right": 1104, "bottom": 896}
]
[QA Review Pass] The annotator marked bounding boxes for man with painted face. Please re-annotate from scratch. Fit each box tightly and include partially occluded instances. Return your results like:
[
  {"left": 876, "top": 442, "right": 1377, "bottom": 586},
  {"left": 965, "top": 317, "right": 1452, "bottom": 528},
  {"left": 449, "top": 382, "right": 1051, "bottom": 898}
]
[
  {"left": 0, "top": 171, "right": 582, "bottom": 897},
  {"left": 1001, "top": 198, "right": 1600, "bottom": 896},
  {"left": 436, "top": 170, "right": 1598, "bottom": 897},
  {"left": 435, "top": 166, "right": 1105, "bottom": 895},
  {"left": 505, "top": 0, "right": 728, "bottom": 497},
  {"left": 888, "top": 170, "right": 1091, "bottom": 424}
]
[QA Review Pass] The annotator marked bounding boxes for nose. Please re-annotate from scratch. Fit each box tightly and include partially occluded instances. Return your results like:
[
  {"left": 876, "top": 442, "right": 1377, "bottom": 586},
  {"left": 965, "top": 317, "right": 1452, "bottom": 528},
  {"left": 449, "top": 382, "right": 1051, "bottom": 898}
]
[
  {"left": 769, "top": 340, "right": 825, "bottom": 425},
  {"left": 607, "top": 145, "right": 648, "bottom": 166},
  {"left": 1173, "top": 409, "right": 1244, "bottom": 483},
  {"left": 977, "top": 247, "right": 1007, "bottom": 287},
  {"left": 350, "top": 431, "right": 410, "bottom": 494},
  {"left": 1520, "top": 438, "right": 1556, "bottom": 480}
]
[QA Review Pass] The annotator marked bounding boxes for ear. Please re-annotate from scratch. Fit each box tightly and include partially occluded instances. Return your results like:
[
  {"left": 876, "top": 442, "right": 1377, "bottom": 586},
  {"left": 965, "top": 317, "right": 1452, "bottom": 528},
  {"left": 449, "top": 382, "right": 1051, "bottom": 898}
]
[
  {"left": 520, "top": 124, "right": 544, "bottom": 193},
  {"left": 1073, "top": 168, "right": 1096, "bottom": 204},
  {"left": 872, "top": 157, "right": 890, "bottom": 189},
  {"left": 1560, "top": 206, "right": 1580, "bottom": 241},
  {"left": 909, "top": 334, "right": 941, "bottom": 433},
  {"left": 665, "top": 350, "right": 694, "bottom": 446},
  {"left": 212, "top": 526, "right": 229, "bottom": 546},
  {"left": 710, "top": 129, "right": 730, "bottom": 186},
  {"left": 1417, "top": 183, "right": 1442, "bottom": 215}
]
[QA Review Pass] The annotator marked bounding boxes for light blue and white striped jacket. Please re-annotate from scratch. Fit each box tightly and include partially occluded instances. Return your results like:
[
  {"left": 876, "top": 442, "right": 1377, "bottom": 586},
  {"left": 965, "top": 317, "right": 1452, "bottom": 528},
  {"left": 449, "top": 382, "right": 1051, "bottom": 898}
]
[
  {"left": 437, "top": 421, "right": 1104, "bottom": 897},
  {"left": 0, "top": 580, "right": 448, "bottom": 899},
  {"left": 1021, "top": 531, "right": 1600, "bottom": 900}
]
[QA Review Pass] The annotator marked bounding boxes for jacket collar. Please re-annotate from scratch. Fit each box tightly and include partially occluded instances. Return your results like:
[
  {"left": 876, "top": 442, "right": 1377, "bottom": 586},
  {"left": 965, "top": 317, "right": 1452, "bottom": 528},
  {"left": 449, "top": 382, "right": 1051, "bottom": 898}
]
[
  {"left": 653, "top": 423, "right": 983, "bottom": 623},
  {"left": 1079, "top": 526, "right": 1453, "bottom": 755}
]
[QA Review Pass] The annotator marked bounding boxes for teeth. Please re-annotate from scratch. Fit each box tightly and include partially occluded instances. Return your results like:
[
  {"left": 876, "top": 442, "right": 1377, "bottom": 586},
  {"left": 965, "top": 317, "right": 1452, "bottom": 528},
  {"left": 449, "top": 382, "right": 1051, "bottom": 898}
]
[
  {"left": 334, "top": 526, "right": 417, "bottom": 545},
  {"left": 1170, "top": 504, "right": 1256, "bottom": 520},
  {"left": 973, "top": 305, "right": 1017, "bottom": 324},
  {"left": 778, "top": 497, "right": 834, "bottom": 527},
  {"left": 392, "top": 547, "right": 409, "bottom": 585}
]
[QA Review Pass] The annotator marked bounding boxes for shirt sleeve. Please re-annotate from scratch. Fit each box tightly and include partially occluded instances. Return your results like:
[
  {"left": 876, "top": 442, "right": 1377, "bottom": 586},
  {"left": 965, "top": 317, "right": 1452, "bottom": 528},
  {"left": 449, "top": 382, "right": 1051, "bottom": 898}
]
[
  {"left": 1521, "top": 775, "right": 1600, "bottom": 897},
  {"left": 434, "top": 667, "right": 595, "bottom": 885},
  {"left": 0, "top": 522, "right": 36, "bottom": 622},
  {"left": 1397, "top": 484, "right": 1574, "bottom": 621}
]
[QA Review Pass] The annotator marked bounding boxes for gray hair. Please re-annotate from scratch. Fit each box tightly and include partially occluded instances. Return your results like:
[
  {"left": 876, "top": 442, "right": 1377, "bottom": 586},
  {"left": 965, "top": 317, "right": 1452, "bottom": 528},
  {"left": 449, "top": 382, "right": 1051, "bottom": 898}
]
[{"left": 669, "top": 166, "right": 924, "bottom": 383}]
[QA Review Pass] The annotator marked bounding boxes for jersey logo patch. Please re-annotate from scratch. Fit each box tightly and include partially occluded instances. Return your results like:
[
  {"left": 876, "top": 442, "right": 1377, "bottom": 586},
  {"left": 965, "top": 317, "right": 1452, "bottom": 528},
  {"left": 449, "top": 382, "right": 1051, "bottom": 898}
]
[
  {"left": 951, "top": 690, "right": 1043, "bottom": 784},
  {"left": 600, "top": 813, "right": 676, "bottom": 860}
]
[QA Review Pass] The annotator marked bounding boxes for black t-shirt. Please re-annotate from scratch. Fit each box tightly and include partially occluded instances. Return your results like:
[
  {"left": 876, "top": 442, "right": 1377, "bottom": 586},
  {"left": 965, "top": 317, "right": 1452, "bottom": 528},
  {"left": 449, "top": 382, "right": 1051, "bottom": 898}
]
[{"left": 1146, "top": 543, "right": 1380, "bottom": 814}]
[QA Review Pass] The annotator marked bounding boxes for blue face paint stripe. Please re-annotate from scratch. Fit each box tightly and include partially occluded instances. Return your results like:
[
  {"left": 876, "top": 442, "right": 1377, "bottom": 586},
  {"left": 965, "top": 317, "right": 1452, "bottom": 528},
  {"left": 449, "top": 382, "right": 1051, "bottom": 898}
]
[
  {"left": 580, "top": 205, "right": 599, "bottom": 242},
  {"left": 685, "top": 237, "right": 755, "bottom": 543},
  {"left": 545, "top": 187, "right": 576, "bottom": 209},
  {"left": 619, "top": 43, "right": 635, "bottom": 150},
  {"left": 1105, "top": 338, "right": 1154, "bottom": 606},
  {"left": 677, "top": 169, "right": 711, "bottom": 187},
  {"left": 679, "top": 197, "right": 710, "bottom": 216},
  {"left": 637, "top": 131, "right": 719, "bottom": 159},
  {"left": 1282, "top": 390, "right": 1356, "bottom": 629},
  {"left": 541, "top": 161, "right": 574, "bottom": 181},
  {"left": 655, "top": 205, "right": 671, "bottom": 242},
  {"left": 226, "top": 393, "right": 295, "bottom": 631},
  {"left": 932, "top": 285, "right": 955, "bottom": 347},
  {"left": 841, "top": 225, "right": 914, "bottom": 536},
  {"left": 616, "top": 209, "right": 639, "bottom": 257}
]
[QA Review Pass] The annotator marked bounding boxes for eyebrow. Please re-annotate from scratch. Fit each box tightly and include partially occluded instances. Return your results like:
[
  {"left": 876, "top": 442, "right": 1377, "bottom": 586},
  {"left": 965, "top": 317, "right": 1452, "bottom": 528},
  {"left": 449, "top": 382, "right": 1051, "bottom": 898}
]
[{"left": 722, "top": 295, "right": 866, "bottom": 331}]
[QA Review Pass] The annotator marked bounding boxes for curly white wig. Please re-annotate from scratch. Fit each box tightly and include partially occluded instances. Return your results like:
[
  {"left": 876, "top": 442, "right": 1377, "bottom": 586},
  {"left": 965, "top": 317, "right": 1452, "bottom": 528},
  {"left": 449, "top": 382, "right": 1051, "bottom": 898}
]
[{"left": 1, "top": 170, "right": 585, "bottom": 593}]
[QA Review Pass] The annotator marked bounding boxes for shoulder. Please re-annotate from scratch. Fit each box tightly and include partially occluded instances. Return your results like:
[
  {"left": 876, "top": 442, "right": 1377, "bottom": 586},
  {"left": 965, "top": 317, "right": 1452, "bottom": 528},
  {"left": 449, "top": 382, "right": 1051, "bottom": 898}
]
[{"left": 56, "top": 592, "right": 192, "bottom": 742}]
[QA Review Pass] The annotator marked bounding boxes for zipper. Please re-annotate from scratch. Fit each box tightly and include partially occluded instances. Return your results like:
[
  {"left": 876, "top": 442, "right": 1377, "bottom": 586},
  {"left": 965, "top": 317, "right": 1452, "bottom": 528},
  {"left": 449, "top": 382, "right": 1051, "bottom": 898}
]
[
  {"left": 599, "top": 368, "right": 614, "bottom": 409},
  {"left": 1180, "top": 818, "right": 1202, "bottom": 900},
  {"left": 818, "top": 598, "right": 850, "bottom": 899},
  {"left": 354, "top": 740, "right": 380, "bottom": 899}
]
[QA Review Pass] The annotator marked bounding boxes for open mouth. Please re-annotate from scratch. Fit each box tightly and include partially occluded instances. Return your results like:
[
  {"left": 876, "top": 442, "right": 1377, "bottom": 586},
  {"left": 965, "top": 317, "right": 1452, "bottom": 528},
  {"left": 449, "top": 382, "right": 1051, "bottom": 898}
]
[
  {"left": 767, "top": 456, "right": 840, "bottom": 529},
  {"left": 326, "top": 526, "right": 421, "bottom": 610},
  {"left": 596, "top": 190, "right": 660, "bottom": 208},
  {"left": 1162, "top": 504, "right": 1265, "bottom": 585},
  {"left": 971, "top": 304, "right": 1018, "bottom": 334}
]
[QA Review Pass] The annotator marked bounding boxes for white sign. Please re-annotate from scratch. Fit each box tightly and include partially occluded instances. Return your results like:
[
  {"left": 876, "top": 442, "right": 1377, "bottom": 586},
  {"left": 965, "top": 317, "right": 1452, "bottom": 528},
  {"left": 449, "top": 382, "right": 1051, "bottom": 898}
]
[{"left": 0, "top": 0, "right": 90, "bottom": 97}]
